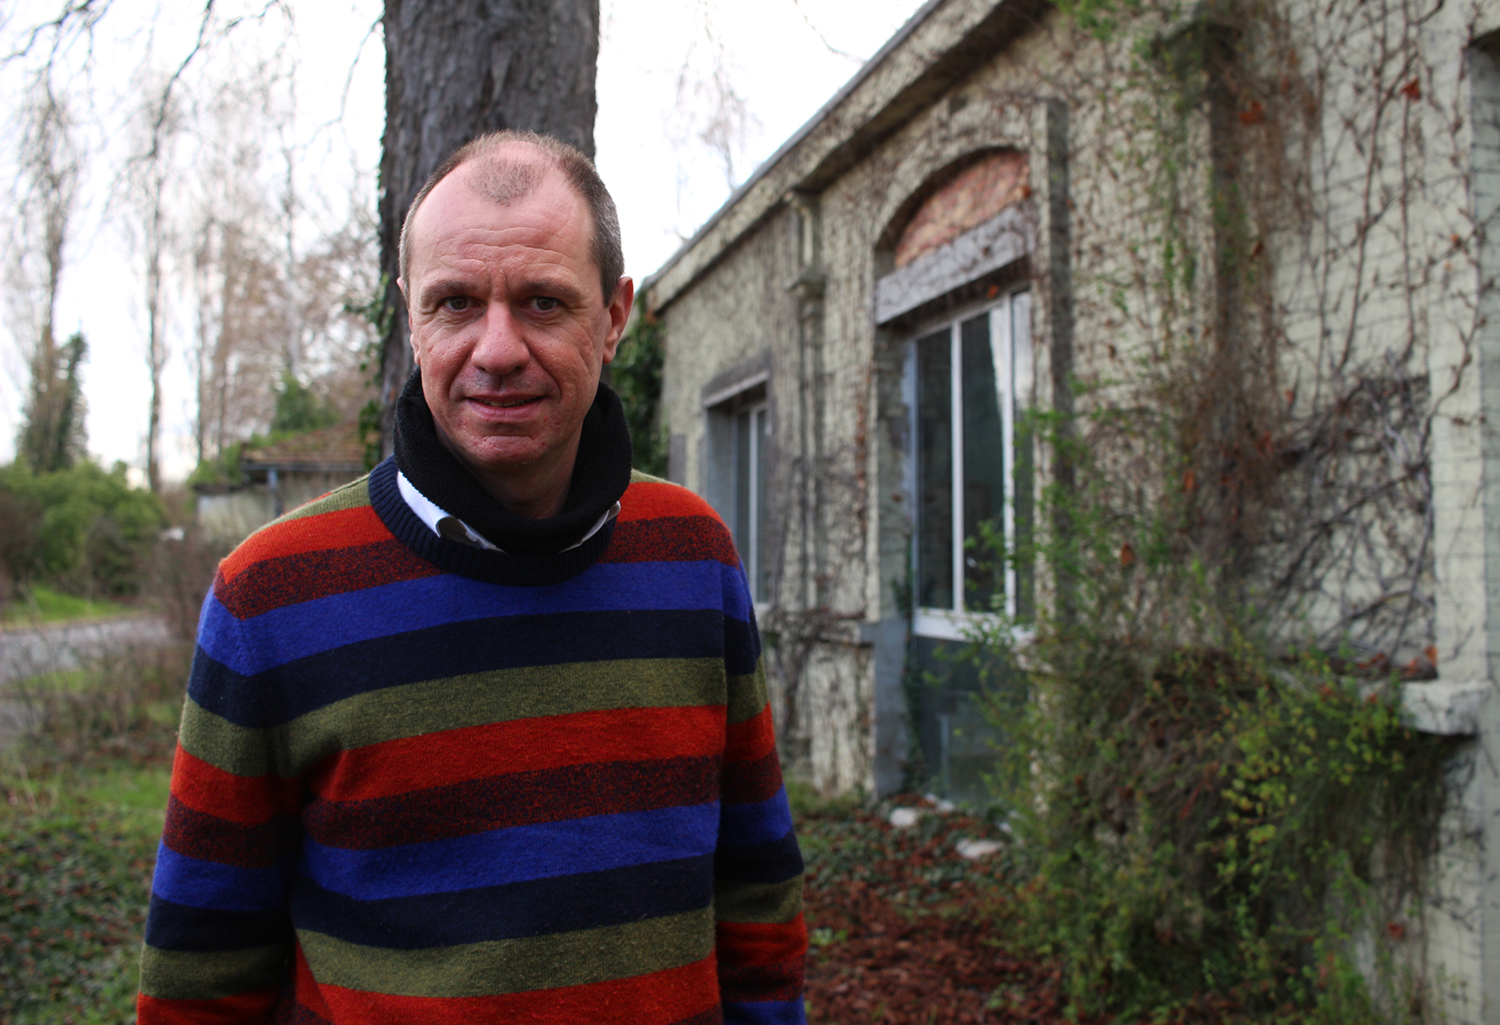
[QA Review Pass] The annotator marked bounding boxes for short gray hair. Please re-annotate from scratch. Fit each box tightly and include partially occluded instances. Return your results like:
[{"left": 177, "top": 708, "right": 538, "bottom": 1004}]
[{"left": 398, "top": 130, "right": 624, "bottom": 303}]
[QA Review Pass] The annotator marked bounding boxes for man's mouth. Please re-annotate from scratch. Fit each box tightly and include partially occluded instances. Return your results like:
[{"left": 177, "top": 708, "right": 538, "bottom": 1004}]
[{"left": 474, "top": 396, "right": 538, "bottom": 409}]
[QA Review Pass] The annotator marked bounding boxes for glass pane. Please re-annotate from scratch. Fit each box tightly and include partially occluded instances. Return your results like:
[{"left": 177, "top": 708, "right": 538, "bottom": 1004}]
[
  {"left": 1011, "top": 292, "right": 1035, "bottom": 622},
  {"left": 734, "top": 409, "right": 751, "bottom": 573},
  {"left": 754, "top": 408, "right": 770, "bottom": 602},
  {"left": 916, "top": 329, "right": 953, "bottom": 609},
  {"left": 961, "top": 314, "right": 1005, "bottom": 611}
]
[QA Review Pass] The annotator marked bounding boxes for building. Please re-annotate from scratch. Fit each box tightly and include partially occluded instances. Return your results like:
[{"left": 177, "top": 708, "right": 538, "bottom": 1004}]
[
  {"left": 646, "top": 0, "right": 1500, "bottom": 1012},
  {"left": 194, "top": 423, "right": 367, "bottom": 547}
]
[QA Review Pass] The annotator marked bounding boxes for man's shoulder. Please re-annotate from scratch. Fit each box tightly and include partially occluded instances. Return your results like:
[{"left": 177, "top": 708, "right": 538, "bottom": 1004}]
[
  {"left": 611, "top": 472, "right": 743, "bottom": 570},
  {"left": 218, "top": 474, "right": 386, "bottom": 577},
  {"left": 622, "top": 471, "right": 722, "bottom": 523}
]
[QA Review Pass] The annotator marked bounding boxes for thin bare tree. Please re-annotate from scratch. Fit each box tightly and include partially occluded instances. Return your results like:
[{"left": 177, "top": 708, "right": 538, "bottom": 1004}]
[{"left": 5, "top": 75, "right": 84, "bottom": 472}]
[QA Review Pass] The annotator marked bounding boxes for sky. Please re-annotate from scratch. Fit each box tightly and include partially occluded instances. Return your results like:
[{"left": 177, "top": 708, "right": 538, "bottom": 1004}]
[{"left": 0, "top": 0, "right": 929, "bottom": 483}]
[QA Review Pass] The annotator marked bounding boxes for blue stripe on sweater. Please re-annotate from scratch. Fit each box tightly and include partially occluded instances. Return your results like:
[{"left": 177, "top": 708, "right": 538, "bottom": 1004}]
[
  {"left": 299, "top": 802, "right": 720, "bottom": 901},
  {"left": 719, "top": 786, "right": 794, "bottom": 847},
  {"left": 189, "top": 607, "right": 727, "bottom": 728},
  {"left": 152, "top": 843, "right": 287, "bottom": 912},
  {"left": 199, "top": 560, "right": 748, "bottom": 676}
]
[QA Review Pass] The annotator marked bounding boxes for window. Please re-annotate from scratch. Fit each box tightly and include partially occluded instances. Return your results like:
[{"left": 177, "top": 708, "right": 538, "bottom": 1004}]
[
  {"left": 909, "top": 288, "right": 1033, "bottom": 638},
  {"left": 704, "top": 382, "right": 771, "bottom": 604},
  {"left": 731, "top": 401, "right": 770, "bottom": 602}
]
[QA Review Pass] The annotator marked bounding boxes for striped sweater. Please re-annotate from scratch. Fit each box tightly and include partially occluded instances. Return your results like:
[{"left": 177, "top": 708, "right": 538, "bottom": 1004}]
[{"left": 137, "top": 458, "right": 808, "bottom": 1024}]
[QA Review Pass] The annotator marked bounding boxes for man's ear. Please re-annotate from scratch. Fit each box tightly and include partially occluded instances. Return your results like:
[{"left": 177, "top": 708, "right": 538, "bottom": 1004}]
[
  {"left": 400, "top": 278, "right": 420, "bottom": 367},
  {"left": 601, "top": 276, "right": 635, "bottom": 366}
]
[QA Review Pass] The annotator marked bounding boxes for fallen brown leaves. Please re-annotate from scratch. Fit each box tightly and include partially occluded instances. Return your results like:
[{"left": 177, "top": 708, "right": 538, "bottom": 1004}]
[
  {"left": 804, "top": 883, "right": 1070, "bottom": 1024},
  {"left": 798, "top": 800, "right": 1074, "bottom": 1025}
]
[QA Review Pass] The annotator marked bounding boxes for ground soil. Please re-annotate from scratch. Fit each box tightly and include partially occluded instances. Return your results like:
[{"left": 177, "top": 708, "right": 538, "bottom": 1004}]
[
  {"left": 797, "top": 798, "right": 1076, "bottom": 1025},
  {"left": 796, "top": 798, "right": 1243, "bottom": 1025}
]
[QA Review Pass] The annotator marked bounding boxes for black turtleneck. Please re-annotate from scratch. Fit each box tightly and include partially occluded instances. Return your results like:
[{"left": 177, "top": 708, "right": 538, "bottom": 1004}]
[{"left": 391, "top": 368, "right": 633, "bottom": 556}]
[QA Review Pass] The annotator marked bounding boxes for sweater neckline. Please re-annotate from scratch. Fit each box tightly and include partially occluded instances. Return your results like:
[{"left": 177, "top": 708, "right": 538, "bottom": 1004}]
[{"left": 368, "top": 457, "right": 616, "bottom": 587}]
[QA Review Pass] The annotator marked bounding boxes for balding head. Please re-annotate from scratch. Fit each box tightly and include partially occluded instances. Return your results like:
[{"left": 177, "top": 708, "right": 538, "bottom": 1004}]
[{"left": 398, "top": 130, "right": 624, "bottom": 303}]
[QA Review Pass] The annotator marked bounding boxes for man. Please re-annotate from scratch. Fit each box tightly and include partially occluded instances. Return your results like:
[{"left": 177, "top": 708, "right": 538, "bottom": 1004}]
[{"left": 137, "top": 131, "right": 808, "bottom": 1024}]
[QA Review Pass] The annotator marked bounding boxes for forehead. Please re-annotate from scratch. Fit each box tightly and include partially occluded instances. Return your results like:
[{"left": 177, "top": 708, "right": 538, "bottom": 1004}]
[{"left": 408, "top": 153, "right": 592, "bottom": 271}]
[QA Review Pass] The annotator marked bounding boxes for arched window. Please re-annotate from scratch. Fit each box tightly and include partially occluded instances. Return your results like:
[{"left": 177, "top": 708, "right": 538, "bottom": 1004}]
[{"left": 877, "top": 150, "right": 1036, "bottom": 640}]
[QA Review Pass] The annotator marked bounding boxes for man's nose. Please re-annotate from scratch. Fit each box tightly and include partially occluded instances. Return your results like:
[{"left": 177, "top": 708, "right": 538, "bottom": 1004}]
[{"left": 469, "top": 304, "right": 530, "bottom": 379}]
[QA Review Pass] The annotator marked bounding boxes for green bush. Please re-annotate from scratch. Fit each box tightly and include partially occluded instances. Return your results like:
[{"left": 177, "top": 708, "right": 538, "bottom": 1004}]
[
  {"left": 980, "top": 635, "right": 1449, "bottom": 1020},
  {"left": 960, "top": 429, "right": 1455, "bottom": 1021},
  {"left": 0, "top": 461, "right": 165, "bottom": 598}
]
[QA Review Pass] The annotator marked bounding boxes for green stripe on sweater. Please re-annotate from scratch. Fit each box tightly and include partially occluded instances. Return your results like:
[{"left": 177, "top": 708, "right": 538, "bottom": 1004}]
[
  {"left": 182, "top": 658, "right": 728, "bottom": 778},
  {"left": 138, "top": 943, "right": 291, "bottom": 1000},
  {"left": 180, "top": 698, "right": 273, "bottom": 778},
  {"left": 727, "top": 662, "right": 768, "bottom": 725},
  {"left": 296, "top": 907, "right": 714, "bottom": 998},
  {"left": 715, "top": 878, "right": 804, "bottom": 924},
  {"left": 269, "top": 475, "right": 372, "bottom": 524}
]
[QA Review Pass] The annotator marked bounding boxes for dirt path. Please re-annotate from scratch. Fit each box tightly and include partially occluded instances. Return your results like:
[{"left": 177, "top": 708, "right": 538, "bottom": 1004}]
[
  {"left": 0, "top": 614, "right": 173, "bottom": 749},
  {"left": 0, "top": 615, "right": 172, "bottom": 684}
]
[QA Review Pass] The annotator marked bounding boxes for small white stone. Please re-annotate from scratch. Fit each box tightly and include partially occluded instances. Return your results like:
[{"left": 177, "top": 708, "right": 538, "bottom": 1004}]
[
  {"left": 889, "top": 807, "right": 924, "bottom": 828},
  {"left": 955, "top": 838, "right": 1004, "bottom": 860}
]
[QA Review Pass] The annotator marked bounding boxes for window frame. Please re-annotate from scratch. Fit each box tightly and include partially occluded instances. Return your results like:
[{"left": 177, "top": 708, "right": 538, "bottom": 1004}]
[
  {"left": 703, "top": 379, "right": 772, "bottom": 607},
  {"left": 906, "top": 286, "right": 1033, "bottom": 641},
  {"left": 731, "top": 398, "right": 770, "bottom": 605}
]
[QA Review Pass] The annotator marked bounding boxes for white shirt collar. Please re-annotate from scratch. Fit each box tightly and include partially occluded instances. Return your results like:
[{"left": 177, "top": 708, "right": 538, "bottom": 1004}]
[{"left": 396, "top": 471, "right": 618, "bottom": 555}]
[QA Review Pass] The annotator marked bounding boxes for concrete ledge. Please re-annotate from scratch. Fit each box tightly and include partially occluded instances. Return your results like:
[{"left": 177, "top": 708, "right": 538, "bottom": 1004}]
[{"left": 1402, "top": 680, "right": 1490, "bottom": 736}]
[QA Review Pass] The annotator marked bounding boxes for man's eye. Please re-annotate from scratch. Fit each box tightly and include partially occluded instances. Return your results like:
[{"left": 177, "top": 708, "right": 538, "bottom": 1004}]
[
  {"left": 531, "top": 297, "right": 561, "bottom": 313},
  {"left": 442, "top": 296, "right": 473, "bottom": 312}
]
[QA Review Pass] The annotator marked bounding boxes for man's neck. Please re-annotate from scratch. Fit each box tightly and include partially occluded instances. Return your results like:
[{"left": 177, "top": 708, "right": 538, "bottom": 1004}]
[{"left": 434, "top": 430, "right": 578, "bottom": 520}]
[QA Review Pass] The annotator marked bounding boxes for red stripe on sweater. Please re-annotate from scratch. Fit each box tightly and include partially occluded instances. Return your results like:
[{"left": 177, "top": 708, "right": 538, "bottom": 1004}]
[
  {"left": 219, "top": 505, "right": 390, "bottom": 583},
  {"left": 215, "top": 539, "right": 441, "bottom": 620},
  {"left": 136, "top": 988, "right": 280, "bottom": 1025},
  {"left": 725, "top": 704, "right": 775, "bottom": 763},
  {"left": 308, "top": 705, "right": 728, "bottom": 802},
  {"left": 605, "top": 518, "right": 742, "bottom": 567},
  {"left": 721, "top": 749, "right": 784, "bottom": 805},
  {"left": 619, "top": 481, "right": 718, "bottom": 523},
  {"left": 716, "top": 913, "right": 808, "bottom": 967},
  {"left": 310, "top": 955, "right": 721, "bottom": 1024},
  {"left": 291, "top": 943, "right": 337, "bottom": 1020},
  {"left": 171, "top": 745, "right": 302, "bottom": 826}
]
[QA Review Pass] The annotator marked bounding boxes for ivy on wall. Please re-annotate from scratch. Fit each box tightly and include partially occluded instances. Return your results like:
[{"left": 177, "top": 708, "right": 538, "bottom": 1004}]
[{"left": 610, "top": 302, "right": 668, "bottom": 479}]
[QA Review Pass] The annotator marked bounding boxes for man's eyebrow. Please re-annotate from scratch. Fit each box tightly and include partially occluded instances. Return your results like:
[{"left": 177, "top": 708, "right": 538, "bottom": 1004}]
[
  {"left": 415, "top": 278, "right": 476, "bottom": 306},
  {"left": 520, "top": 277, "right": 589, "bottom": 303}
]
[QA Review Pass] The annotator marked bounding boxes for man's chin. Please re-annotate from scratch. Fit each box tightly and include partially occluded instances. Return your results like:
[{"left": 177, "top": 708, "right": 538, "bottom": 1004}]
[{"left": 458, "top": 437, "right": 568, "bottom": 481}]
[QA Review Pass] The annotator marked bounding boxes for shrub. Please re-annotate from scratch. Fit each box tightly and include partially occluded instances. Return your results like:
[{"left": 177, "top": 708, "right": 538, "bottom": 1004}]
[
  {"left": 960, "top": 427, "right": 1455, "bottom": 1020},
  {"left": 0, "top": 461, "right": 164, "bottom": 599}
]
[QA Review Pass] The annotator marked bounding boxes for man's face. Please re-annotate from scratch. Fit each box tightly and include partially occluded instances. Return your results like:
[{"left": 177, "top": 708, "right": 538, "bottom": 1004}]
[{"left": 402, "top": 157, "right": 632, "bottom": 509}]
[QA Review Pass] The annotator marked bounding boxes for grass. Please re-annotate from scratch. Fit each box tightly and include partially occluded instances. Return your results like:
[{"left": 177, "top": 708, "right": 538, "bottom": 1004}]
[
  {"left": 1, "top": 585, "right": 134, "bottom": 627},
  {"left": 1, "top": 756, "right": 169, "bottom": 1024},
  {"left": 0, "top": 626, "right": 186, "bottom": 1024}
]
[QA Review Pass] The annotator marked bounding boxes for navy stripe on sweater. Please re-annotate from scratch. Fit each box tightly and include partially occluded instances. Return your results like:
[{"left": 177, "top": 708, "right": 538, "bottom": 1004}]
[
  {"left": 714, "top": 831, "right": 805, "bottom": 885},
  {"left": 286, "top": 854, "right": 715, "bottom": 948},
  {"left": 145, "top": 894, "right": 290, "bottom": 951}
]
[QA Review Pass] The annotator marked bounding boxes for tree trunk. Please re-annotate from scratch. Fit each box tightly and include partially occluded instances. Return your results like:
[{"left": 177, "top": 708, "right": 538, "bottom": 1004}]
[
  {"left": 377, "top": 0, "right": 600, "bottom": 454},
  {"left": 145, "top": 201, "right": 166, "bottom": 495}
]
